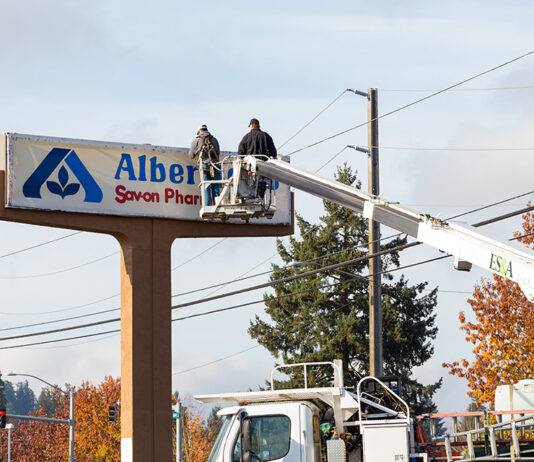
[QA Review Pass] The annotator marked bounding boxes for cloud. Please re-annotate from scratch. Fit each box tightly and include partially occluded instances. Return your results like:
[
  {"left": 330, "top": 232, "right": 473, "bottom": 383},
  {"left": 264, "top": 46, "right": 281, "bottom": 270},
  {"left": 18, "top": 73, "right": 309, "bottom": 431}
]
[{"left": 0, "top": 0, "right": 107, "bottom": 62}]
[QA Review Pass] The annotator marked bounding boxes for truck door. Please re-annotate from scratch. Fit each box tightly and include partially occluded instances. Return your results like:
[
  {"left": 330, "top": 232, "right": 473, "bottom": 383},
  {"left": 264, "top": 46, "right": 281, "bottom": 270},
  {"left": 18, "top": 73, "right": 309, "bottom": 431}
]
[{"left": 229, "top": 412, "right": 302, "bottom": 462}]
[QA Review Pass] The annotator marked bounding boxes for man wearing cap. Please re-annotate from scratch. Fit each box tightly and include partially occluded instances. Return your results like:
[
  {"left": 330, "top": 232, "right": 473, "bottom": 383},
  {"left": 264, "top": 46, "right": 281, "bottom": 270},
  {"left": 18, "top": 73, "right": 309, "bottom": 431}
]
[
  {"left": 238, "top": 118, "right": 277, "bottom": 199},
  {"left": 238, "top": 118, "right": 277, "bottom": 159},
  {"left": 189, "top": 124, "right": 221, "bottom": 206}
]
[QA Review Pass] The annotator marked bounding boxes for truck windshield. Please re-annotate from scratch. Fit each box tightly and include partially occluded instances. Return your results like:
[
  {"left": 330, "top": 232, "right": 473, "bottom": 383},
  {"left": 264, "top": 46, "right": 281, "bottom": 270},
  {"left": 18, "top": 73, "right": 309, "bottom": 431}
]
[{"left": 207, "top": 416, "right": 231, "bottom": 462}]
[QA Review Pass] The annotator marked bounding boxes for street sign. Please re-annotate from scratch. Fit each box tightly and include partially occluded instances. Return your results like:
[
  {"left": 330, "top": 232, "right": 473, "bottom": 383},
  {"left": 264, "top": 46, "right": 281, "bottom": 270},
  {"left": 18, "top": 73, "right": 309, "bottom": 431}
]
[
  {"left": 172, "top": 412, "right": 180, "bottom": 419},
  {"left": 3, "top": 133, "right": 291, "bottom": 225}
]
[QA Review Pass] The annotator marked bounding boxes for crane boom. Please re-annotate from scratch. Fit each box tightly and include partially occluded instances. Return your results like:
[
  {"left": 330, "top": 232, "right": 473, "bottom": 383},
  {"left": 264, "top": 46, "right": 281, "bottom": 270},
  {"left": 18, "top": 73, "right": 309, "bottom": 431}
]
[{"left": 249, "top": 156, "right": 534, "bottom": 302}]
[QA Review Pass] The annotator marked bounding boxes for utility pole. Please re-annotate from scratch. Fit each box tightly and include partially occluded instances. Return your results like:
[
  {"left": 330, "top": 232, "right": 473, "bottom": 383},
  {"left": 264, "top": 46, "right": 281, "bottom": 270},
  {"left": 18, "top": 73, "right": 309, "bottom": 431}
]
[{"left": 367, "top": 88, "right": 383, "bottom": 377}]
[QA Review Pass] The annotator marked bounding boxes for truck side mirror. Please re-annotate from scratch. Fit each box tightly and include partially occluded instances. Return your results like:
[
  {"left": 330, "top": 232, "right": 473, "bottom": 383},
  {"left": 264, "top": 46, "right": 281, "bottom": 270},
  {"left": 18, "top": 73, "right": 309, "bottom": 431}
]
[{"left": 241, "top": 416, "right": 253, "bottom": 453}]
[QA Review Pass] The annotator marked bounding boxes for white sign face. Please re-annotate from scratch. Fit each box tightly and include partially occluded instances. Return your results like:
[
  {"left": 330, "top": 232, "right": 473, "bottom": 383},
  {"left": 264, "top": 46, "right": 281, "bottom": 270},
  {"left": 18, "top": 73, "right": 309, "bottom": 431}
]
[{"left": 3, "top": 133, "right": 291, "bottom": 225}]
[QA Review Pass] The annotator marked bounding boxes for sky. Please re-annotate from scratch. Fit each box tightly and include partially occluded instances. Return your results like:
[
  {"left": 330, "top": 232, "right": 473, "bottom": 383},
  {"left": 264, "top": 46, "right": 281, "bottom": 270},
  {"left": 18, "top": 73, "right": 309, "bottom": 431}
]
[{"left": 0, "top": 0, "right": 533, "bottom": 419}]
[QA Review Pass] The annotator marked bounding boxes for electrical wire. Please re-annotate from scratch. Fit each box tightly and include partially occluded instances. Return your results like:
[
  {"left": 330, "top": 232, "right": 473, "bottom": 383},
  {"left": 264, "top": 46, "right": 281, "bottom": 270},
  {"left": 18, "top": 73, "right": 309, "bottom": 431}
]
[
  {"left": 314, "top": 145, "right": 351, "bottom": 173},
  {"left": 0, "top": 251, "right": 119, "bottom": 280},
  {"left": 0, "top": 293, "right": 120, "bottom": 316},
  {"left": 378, "top": 145, "right": 534, "bottom": 152},
  {"left": 0, "top": 317, "right": 120, "bottom": 342},
  {"left": 0, "top": 307, "right": 119, "bottom": 332},
  {"left": 0, "top": 329, "right": 121, "bottom": 350},
  {"left": 285, "top": 50, "right": 534, "bottom": 157},
  {"left": 172, "top": 345, "right": 260, "bottom": 376},
  {"left": 0, "top": 231, "right": 82, "bottom": 260},
  {"left": 0, "top": 250, "right": 447, "bottom": 348},
  {"left": 171, "top": 241, "right": 419, "bottom": 312},
  {"left": 379, "top": 85, "right": 534, "bottom": 92},
  {"left": 23, "top": 333, "right": 120, "bottom": 350},
  {"left": 172, "top": 232, "right": 401, "bottom": 299},
  {"left": 510, "top": 231, "right": 534, "bottom": 241},
  {"left": 171, "top": 238, "right": 227, "bottom": 271},
  {"left": 3, "top": 191, "right": 531, "bottom": 332},
  {"left": 278, "top": 89, "right": 351, "bottom": 149}
]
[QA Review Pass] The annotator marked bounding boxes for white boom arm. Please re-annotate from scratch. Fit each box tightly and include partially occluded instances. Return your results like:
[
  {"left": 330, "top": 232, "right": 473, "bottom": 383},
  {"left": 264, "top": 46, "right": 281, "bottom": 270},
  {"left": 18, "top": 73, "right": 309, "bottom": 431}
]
[{"left": 249, "top": 156, "right": 534, "bottom": 301}]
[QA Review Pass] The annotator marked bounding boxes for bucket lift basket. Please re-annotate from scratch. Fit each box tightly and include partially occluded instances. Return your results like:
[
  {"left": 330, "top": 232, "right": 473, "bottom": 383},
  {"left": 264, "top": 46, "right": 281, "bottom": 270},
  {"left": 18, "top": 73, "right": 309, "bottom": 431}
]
[{"left": 199, "top": 155, "right": 276, "bottom": 221}]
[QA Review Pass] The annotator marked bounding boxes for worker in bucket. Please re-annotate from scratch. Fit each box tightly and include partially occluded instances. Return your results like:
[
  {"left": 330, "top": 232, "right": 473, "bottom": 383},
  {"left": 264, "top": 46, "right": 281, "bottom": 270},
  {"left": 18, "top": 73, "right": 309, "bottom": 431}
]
[
  {"left": 238, "top": 118, "right": 277, "bottom": 198},
  {"left": 189, "top": 124, "right": 221, "bottom": 206}
]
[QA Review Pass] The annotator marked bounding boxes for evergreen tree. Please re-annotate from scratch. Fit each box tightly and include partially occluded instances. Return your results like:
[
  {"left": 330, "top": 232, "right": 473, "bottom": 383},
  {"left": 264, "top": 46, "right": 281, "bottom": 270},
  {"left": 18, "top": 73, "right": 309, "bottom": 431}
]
[
  {"left": 16, "top": 381, "right": 36, "bottom": 415},
  {"left": 0, "top": 373, "right": 6, "bottom": 410},
  {"left": 5, "top": 380, "right": 37, "bottom": 415},
  {"left": 4, "top": 381, "right": 15, "bottom": 414},
  {"left": 37, "top": 387, "right": 60, "bottom": 417},
  {"left": 249, "top": 164, "right": 440, "bottom": 414}
]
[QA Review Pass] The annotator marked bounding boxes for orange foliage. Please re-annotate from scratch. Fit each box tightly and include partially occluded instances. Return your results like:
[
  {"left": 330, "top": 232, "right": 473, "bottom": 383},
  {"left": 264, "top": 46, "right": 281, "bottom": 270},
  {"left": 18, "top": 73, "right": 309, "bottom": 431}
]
[
  {"left": 443, "top": 207, "right": 534, "bottom": 405},
  {"left": 0, "top": 376, "right": 120, "bottom": 461},
  {"left": 0, "top": 377, "right": 218, "bottom": 461},
  {"left": 182, "top": 410, "right": 215, "bottom": 461}
]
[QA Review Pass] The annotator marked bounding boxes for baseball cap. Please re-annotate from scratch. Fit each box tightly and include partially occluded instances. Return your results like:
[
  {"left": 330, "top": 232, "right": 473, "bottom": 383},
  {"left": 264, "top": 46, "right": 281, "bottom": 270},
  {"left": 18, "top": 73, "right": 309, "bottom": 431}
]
[
  {"left": 197, "top": 124, "right": 208, "bottom": 131},
  {"left": 249, "top": 118, "right": 260, "bottom": 126}
]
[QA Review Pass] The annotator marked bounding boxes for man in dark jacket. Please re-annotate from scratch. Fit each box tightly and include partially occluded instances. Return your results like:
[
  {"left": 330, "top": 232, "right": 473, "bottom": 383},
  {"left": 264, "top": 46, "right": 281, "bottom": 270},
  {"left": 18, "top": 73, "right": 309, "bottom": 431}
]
[
  {"left": 238, "top": 118, "right": 277, "bottom": 199},
  {"left": 189, "top": 124, "right": 221, "bottom": 206},
  {"left": 238, "top": 118, "right": 277, "bottom": 158}
]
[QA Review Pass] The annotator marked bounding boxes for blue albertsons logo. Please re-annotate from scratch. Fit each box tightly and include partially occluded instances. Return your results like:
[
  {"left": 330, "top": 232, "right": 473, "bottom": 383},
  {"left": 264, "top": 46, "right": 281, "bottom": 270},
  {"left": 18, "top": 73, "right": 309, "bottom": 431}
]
[{"left": 23, "top": 147, "right": 103, "bottom": 203}]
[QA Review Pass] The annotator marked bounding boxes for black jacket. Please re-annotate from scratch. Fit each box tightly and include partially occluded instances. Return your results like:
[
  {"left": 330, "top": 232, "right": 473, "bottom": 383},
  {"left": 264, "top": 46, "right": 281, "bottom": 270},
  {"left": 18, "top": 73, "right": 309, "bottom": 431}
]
[{"left": 237, "top": 128, "right": 277, "bottom": 158}]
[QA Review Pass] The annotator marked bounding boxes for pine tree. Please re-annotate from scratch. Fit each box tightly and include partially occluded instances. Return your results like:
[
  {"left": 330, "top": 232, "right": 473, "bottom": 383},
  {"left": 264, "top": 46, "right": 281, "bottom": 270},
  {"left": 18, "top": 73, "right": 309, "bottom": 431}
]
[
  {"left": 13, "top": 381, "right": 36, "bottom": 415},
  {"left": 37, "top": 387, "right": 60, "bottom": 417},
  {"left": 249, "top": 164, "right": 440, "bottom": 414}
]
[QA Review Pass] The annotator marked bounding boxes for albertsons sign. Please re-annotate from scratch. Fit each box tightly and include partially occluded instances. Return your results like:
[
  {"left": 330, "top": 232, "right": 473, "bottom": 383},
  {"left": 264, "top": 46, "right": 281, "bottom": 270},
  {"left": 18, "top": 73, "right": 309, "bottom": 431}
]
[{"left": 2, "top": 133, "right": 291, "bottom": 224}]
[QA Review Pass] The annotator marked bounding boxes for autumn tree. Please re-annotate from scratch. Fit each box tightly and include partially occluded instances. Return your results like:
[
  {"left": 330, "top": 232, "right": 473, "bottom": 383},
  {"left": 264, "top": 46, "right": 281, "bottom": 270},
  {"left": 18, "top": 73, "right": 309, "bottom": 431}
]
[
  {"left": 181, "top": 409, "right": 214, "bottom": 461},
  {"left": 0, "top": 377, "right": 121, "bottom": 461},
  {"left": 249, "top": 164, "right": 441, "bottom": 414},
  {"left": 0, "top": 378, "right": 219, "bottom": 461},
  {"left": 443, "top": 208, "right": 534, "bottom": 405}
]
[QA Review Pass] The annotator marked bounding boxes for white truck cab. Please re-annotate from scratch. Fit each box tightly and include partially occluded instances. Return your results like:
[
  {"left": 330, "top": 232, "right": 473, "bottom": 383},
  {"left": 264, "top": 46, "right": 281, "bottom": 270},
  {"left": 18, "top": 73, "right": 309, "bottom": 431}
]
[{"left": 206, "top": 401, "right": 320, "bottom": 462}]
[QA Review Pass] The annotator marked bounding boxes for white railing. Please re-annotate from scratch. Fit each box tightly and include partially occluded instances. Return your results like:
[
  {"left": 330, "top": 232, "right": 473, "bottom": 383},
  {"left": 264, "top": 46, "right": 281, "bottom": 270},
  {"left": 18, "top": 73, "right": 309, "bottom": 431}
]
[{"left": 433, "top": 414, "right": 534, "bottom": 461}]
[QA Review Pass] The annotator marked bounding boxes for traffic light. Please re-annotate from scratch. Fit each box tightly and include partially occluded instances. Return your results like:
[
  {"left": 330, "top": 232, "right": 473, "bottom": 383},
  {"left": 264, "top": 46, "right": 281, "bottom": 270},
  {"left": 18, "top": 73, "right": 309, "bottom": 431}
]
[
  {"left": 108, "top": 404, "right": 117, "bottom": 423},
  {"left": 0, "top": 409, "right": 6, "bottom": 428}
]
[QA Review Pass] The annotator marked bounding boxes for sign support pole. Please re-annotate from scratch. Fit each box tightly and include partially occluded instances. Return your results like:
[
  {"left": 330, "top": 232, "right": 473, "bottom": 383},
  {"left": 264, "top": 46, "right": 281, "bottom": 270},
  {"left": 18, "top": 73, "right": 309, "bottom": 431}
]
[{"left": 0, "top": 170, "right": 293, "bottom": 462}]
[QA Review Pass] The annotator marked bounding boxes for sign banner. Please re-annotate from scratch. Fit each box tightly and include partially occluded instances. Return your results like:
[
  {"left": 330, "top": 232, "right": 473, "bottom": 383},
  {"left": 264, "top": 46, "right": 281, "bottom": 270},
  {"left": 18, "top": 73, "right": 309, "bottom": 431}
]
[{"left": 3, "top": 133, "right": 291, "bottom": 225}]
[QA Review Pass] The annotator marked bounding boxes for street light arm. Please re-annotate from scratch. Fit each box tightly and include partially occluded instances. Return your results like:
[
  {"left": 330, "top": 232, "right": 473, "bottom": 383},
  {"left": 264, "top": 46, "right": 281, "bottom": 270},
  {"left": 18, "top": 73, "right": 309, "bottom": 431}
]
[{"left": 7, "top": 373, "right": 67, "bottom": 396}]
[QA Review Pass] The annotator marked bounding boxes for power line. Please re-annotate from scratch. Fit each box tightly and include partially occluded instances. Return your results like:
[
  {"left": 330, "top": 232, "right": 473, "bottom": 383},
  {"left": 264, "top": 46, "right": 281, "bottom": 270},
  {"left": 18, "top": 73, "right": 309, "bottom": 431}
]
[
  {"left": 278, "top": 89, "right": 351, "bottom": 149},
  {"left": 0, "top": 317, "right": 120, "bottom": 342},
  {"left": 2, "top": 189, "right": 532, "bottom": 340},
  {"left": 0, "top": 240, "right": 432, "bottom": 343},
  {"left": 171, "top": 254, "right": 448, "bottom": 324},
  {"left": 23, "top": 333, "right": 120, "bottom": 350},
  {"left": 0, "top": 307, "right": 119, "bottom": 332},
  {"left": 0, "top": 251, "right": 119, "bottom": 280},
  {"left": 510, "top": 231, "right": 534, "bottom": 241},
  {"left": 0, "top": 252, "right": 447, "bottom": 350},
  {"left": 172, "top": 232, "right": 401, "bottom": 299},
  {"left": 172, "top": 345, "right": 260, "bottom": 376},
  {"left": 0, "top": 231, "right": 82, "bottom": 260},
  {"left": 447, "top": 190, "right": 534, "bottom": 220},
  {"left": 0, "top": 329, "right": 121, "bottom": 350},
  {"left": 1, "top": 238, "right": 231, "bottom": 315},
  {"left": 380, "top": 84, "right": 534, "bottom": 92},
  {"left": 379, "top": 145, "right": 534, "bottom": 152},
  {"left": 286, "top": 50, "right": 534, "bottom": 157},
  {"left": 0, "top": 293, "right": 120, "bottom": 316},
  {"left": 172, "top": 238, "right": 227, "bottom": 271},
  {"left": 4, "top": 190, "right": 529, "bottom": 332}
]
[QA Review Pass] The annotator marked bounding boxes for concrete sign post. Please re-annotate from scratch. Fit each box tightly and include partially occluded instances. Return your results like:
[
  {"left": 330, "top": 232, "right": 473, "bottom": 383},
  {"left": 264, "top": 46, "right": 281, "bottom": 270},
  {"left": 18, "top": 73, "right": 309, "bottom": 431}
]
[{"left": 0, "top": 133, "right": 293, "bottom": 461}]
